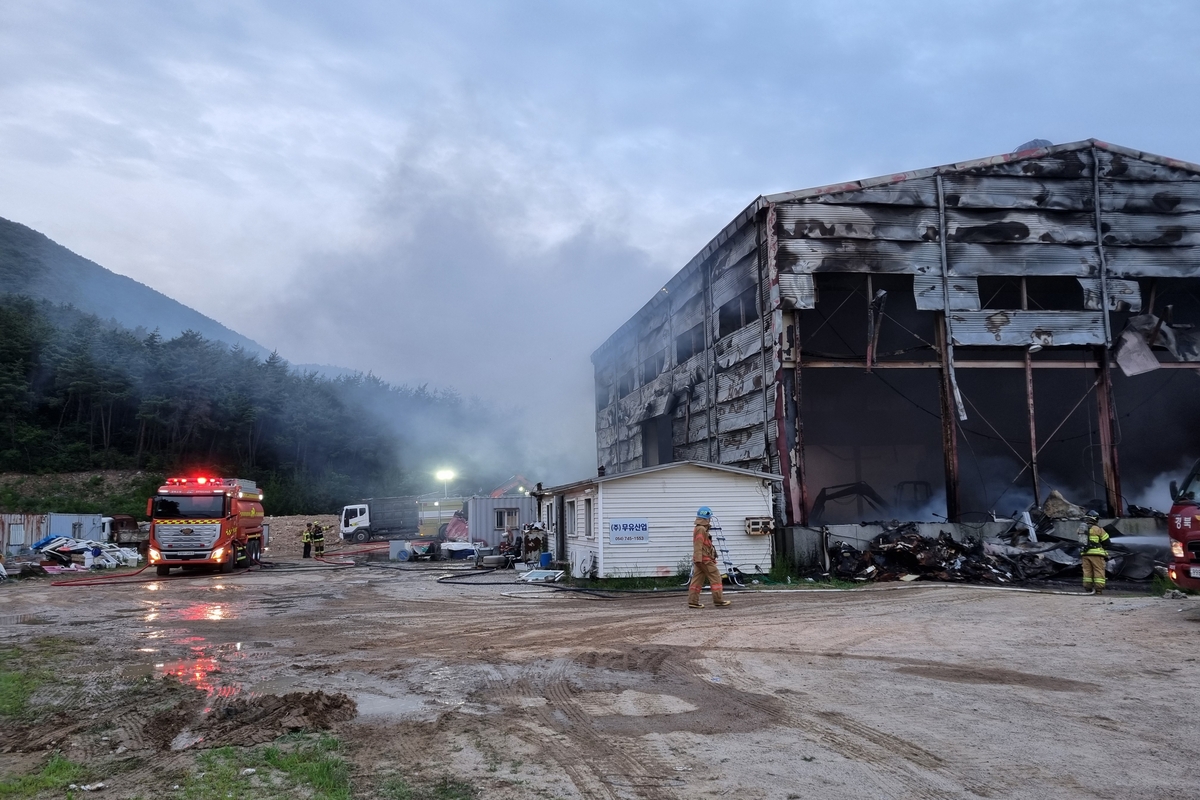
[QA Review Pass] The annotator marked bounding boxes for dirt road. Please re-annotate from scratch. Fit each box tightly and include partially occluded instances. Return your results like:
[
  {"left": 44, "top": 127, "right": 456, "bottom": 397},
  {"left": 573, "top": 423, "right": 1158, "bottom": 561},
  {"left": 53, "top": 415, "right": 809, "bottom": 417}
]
[{"left": 1, "top": 558, "right": 1198, "bottom": 799}]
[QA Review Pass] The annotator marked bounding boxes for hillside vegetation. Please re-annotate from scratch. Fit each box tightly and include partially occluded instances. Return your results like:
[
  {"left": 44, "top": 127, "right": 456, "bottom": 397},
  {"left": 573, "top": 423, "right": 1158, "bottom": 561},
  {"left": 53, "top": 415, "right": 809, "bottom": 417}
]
[
  {"left": 0, "top": 295, "right": 523, "bottom": 516},
  {"left": 0, "top": 216, "right": 268, "bottom": 354}
]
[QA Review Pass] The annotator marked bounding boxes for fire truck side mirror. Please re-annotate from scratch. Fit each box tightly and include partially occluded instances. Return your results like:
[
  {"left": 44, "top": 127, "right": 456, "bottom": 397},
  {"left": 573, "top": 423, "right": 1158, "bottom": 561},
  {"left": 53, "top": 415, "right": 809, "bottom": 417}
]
[
  {"left": 146, "top": 498, "right": 154, "bottom": 517},
  {"left": 1170, "top": 481, "right": 1179, "bottom": 502}
]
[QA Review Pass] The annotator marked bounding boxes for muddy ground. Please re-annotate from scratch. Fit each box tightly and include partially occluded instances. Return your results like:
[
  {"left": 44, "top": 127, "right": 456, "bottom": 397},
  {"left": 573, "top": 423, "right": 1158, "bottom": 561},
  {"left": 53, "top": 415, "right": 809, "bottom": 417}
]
[{"left": 1, "top": 555, "right": 1199, "bottom": 799}]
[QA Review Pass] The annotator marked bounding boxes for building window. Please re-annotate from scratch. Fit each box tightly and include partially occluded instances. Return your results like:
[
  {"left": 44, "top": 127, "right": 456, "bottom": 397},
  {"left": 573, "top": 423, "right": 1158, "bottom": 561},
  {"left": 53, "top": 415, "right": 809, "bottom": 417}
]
[
  {"left": 641, "top": 348, "right": 666, "bottom": 384},
  {"left": 618, "top": 369, "right": 635, "bottom": 399},
  {"left": 584, "top": 498, "right": 594, "bottom": 538},
  {"left": 718, "top": 286, "right": 760, "bottom": 339},
  {"left": 641, "top": 414, "right": 673, "bottom": 467},
  {"left": 494, "top": 508, "right": 519, "bottom": 530},
  {"left": 566, "top": 500, "right": 576, "bottom": 537},
  {"left": 596, "top": 381, "right": 612, "bottom": 410},
  {"left": 675, "top": 322, "right": 705, "bottom": 364}
]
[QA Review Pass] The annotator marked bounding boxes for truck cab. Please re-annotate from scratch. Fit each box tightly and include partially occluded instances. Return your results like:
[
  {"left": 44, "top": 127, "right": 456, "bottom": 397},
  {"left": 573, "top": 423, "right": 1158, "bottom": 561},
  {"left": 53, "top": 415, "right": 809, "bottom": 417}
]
[
  {"left": 1168, "top": 459, "right": 1200, "bottom": 590},
  {"left": 341, "top": 504, "right": 370, "bottom": 541}
]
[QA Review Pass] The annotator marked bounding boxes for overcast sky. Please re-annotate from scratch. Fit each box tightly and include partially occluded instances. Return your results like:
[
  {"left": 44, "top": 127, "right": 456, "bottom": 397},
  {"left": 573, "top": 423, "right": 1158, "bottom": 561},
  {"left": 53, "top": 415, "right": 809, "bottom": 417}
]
[{"left": 3, "top": 0, "right": 1200, "bottom": 478}]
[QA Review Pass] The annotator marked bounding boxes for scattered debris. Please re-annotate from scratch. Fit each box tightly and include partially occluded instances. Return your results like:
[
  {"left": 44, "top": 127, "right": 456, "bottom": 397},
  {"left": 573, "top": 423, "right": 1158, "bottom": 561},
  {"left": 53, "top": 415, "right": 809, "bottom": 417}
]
[
  {"left": 832, "top": 525, "right": 1018, "bottom": 583},
  {"left": 18, "top": 563, "right": 48, "bottom": 578},
  {"left": 1127, "top": 505, "right": 1167, "bottom": 518},
  {"left": 240, "top": 768, "right": 257, "bottom": 776},
  {"left": 29, "top": 536, "right": 140, "bottom": 570},
  {"left": 518, "top": 570, "right": 564, "bottom": 583},
  {"left": 1164, "top": 589, "right": 1189, "bottom": 600}
]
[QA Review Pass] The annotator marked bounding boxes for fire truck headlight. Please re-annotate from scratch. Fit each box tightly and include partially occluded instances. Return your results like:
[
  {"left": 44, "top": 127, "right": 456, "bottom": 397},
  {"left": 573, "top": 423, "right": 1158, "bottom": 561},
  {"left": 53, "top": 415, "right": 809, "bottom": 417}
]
[
  {"left": 148, "top": 548, "right": 161, "bottom": 563},
  {"left": 1171, "top": 540, "right": 1186, "bottom": 559},
  {"left": 212, "top": 547, "right": 226, "bottom": 561}
]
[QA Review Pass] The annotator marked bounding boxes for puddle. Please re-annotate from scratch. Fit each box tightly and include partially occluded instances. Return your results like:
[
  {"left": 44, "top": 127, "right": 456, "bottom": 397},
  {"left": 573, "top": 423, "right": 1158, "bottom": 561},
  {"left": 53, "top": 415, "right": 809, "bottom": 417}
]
[
  {"left": 157, "top": 657, "right": 238, "bottom": 697},
  {"left": 143, "top": 601, "right": 243, "bottom": 623},
  {"left": 126, "top": 635, "right": 262, "bottom": 698},
  {"left": 353, "top": 692, "right": 430, "bottom": 719},
  {"left": 0, "top": 614, "right": 52, "bottom": 626}
]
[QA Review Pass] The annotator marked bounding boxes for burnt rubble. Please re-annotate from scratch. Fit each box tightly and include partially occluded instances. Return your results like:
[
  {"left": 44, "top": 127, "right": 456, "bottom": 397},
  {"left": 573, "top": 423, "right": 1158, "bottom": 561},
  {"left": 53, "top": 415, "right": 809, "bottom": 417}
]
[
  {"left": 827, "top": 512, "right": 1170, "bottom": 586},
  {"left": 831, "top": 525, "right": 1031, "bottom": 584}
]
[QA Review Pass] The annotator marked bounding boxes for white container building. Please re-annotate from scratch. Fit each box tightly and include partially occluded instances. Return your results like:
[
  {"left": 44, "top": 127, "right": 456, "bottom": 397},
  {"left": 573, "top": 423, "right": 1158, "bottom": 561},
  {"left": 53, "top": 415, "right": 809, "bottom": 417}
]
[
  {"left": 536, "top": 461, "right": 780, "bottom": 579},
  {"left": 466, "top": 495, "right": 539, "bottom": 547}
]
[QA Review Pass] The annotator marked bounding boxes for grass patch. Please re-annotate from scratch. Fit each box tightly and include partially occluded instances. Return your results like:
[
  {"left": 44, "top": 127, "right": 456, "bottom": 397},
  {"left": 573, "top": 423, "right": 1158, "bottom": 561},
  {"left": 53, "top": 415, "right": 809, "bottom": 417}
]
[
  {"left": 178, "top": 734, "right": 350, "bottom": 800},
  {"left": 0, "top": 648, "right": 42, "bottom": 718},
  {"left": 379, "top": 775, "right": 477, "bottom": 800},
  {"left": 568, "top": 573, "right": 687, "bottom": 591},
  {"left": 0, "top": 638, "right": 72, "bottom": 718},
  {"left": 0, "top": 753, "right": 86, "bottom": 798},
  {"left": 1152, "top": 572, "right": 1195, "bottom": 596}
]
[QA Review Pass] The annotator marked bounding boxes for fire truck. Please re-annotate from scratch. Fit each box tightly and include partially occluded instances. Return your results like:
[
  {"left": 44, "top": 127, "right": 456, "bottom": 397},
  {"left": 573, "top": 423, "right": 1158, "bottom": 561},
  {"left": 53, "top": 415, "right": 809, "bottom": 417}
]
[
  {"left": 1168, "top": 459, "right": 1200, "bottom": 590},
  {"left": 146, "top": 476, "right": 265, "bottom": 576}
]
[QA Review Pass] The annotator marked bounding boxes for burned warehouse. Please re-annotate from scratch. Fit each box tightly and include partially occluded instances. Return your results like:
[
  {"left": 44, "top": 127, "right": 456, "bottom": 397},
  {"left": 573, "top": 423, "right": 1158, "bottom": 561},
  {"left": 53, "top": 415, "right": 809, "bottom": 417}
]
[{"left": 592, "top": 139, "right": 1200, "bottom": 529}]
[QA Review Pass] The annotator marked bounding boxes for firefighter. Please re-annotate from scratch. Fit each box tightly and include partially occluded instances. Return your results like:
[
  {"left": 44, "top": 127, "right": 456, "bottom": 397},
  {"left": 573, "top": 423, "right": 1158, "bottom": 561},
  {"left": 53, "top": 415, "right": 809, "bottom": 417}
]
[
  {"left": 302, "top": 522, "right": 313, "bottom": 559},
  {"left": 312, "top": 522, "right": 326, "bottom": 558},
  {"left": 687, "top": 507, "right": 731, "bottom": 609},
  {"left": 1081, "top": 510, "right": 1110, "bottom": 594}
]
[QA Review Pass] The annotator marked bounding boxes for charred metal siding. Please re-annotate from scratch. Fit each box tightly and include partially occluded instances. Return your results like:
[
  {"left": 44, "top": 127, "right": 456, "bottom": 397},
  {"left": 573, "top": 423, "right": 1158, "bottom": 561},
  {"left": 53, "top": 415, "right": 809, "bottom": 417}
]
[
  {"left": 593, "top": 139, "right": 1200, "bottom": 525},
  {"left": 593, "top": 200, "right": 773, "bottom": 475}
]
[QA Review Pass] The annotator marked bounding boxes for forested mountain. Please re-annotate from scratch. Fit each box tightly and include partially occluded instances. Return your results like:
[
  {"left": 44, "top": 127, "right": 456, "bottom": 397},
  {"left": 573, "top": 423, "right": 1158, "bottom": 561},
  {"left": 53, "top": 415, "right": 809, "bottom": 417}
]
[
  {"left": 0, "top": 295, "right": 525, "bottom": 514},
  {"left": 0, "top": 217, "right": 269, "bottom": 356}
]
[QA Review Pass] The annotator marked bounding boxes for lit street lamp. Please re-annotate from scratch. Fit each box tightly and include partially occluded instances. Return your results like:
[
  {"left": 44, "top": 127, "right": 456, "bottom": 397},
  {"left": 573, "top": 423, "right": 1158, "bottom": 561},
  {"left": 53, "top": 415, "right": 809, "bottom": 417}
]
[{"left": 435, "top": 469, "right": 455, "bottom": 498}]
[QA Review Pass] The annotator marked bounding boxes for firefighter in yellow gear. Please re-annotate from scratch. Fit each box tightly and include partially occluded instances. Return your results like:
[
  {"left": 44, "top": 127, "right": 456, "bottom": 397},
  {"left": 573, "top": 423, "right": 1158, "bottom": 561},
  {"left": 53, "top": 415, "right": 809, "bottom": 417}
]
[
  {"left": 302, "top": 522, "right": 314, "bottom": 559},
  {"left": 687, "top": 507, "right": 731, "bottom": 609},
  {"left": 312, "top": 523, "right": 325, "bottom": 558},
  {"left": 1081, "top": 511, "right": 1110, "bottom": 594}
]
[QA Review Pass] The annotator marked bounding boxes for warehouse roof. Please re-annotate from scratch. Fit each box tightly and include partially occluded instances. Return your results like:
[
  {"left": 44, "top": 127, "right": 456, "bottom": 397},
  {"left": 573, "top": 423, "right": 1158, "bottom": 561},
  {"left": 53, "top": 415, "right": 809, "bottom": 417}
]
[
  {"left": 593, "top": 138, "right": 1200, "bottom": 361},
  {"left": 536, "top": 460, "right": 782, "bottom": 496}
]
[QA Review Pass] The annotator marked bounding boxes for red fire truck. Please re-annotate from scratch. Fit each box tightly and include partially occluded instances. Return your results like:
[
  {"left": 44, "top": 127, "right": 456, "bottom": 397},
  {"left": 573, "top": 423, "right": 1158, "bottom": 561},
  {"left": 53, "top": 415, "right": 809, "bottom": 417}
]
[
  {"left": 1168, "top": 459, "right": 1200, "bottom": 590},
  {"left": 146, "top": 476, "right": 265, "bottom": 576}
]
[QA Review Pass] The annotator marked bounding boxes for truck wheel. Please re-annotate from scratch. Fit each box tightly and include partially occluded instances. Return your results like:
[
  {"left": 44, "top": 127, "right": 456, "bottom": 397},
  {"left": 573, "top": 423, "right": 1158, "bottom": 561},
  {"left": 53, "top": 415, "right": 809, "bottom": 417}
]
[
  {"left": 353, "top": 530, "right": 370, "bottom": 543},
  {"left": 156, "top": 565, "right": 171, "bottom": 577},
  {"left": 220, "top": 554, "right": 235, "bottom": 574}
]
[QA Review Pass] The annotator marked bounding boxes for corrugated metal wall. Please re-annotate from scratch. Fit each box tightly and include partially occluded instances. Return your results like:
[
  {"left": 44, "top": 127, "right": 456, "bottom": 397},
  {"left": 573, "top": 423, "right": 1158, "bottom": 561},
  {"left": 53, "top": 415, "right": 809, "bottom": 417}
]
[
  {"left": 466, "top": 496, "right": 538, "bottom": 546},
  {"left": 47, "top": 514, "right": 104, "bottom": 540},
  {"left": 1, "top": 513, "right": 48, "bottom": 555}
]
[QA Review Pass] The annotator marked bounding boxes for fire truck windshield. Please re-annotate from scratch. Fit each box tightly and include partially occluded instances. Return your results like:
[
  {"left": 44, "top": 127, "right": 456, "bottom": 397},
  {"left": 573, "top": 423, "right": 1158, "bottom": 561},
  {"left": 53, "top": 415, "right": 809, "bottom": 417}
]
[
  {"left": 1177, "top": 460, "right": 1200, "bottom": 502},
  {"left": 153, "top": 495, "right": 227, "bottom": 519}
]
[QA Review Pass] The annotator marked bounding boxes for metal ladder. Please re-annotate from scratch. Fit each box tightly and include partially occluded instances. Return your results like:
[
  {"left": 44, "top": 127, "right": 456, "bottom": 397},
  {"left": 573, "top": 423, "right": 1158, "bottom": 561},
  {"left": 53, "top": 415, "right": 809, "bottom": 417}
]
[{"left": 685, "top": 516, "right": 744, "bottom": 587}]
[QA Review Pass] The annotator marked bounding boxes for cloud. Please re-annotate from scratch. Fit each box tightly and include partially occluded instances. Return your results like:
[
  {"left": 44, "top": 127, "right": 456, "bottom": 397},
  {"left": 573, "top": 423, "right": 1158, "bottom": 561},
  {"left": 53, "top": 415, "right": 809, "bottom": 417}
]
[{"left": 5, "top": 0, "right": 1200, "bottom": 484}]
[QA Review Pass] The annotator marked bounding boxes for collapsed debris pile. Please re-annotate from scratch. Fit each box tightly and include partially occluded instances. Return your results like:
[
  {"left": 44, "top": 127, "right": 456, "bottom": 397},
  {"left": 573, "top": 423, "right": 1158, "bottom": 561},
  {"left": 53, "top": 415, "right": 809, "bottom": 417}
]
[
  {"left": 831, "top": 525, "right": 1026, "bottom": 583},
  {"left": 829, "top": 501, "right": 1171, "bottom": 585},
  {"left": 29, "top": 535, "right": 141, "bottom": 571}
]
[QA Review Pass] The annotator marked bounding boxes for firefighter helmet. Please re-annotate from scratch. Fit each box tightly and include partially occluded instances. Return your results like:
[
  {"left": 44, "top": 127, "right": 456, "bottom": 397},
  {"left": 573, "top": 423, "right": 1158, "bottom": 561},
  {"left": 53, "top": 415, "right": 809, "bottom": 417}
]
[
  {"left": 696, "top": 507, "right": 712, "bottom": 519},
  {"left": 1084, "top": 510, "right": 1100, "bottom": 524}
]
